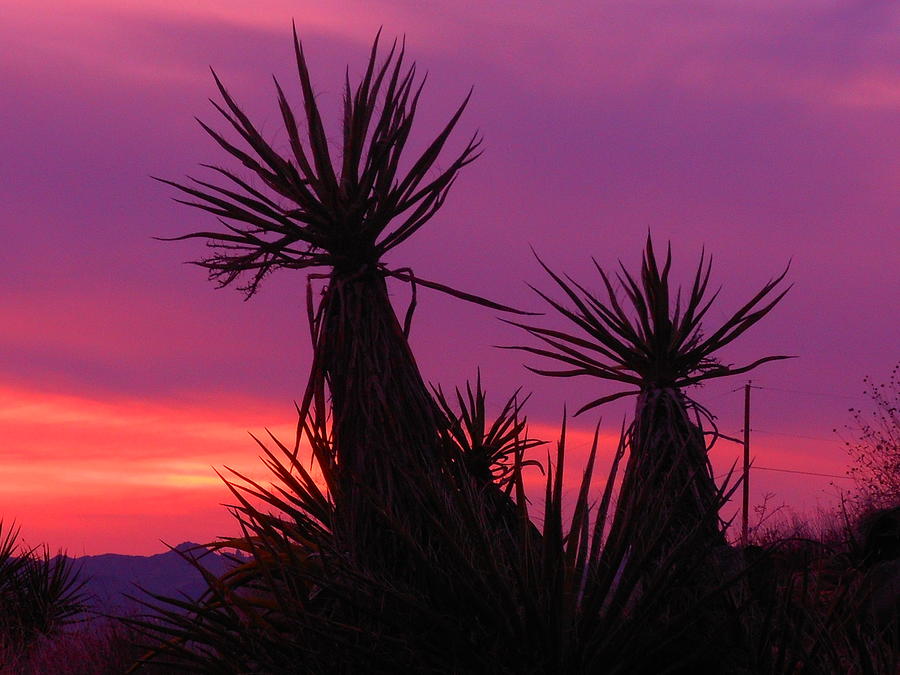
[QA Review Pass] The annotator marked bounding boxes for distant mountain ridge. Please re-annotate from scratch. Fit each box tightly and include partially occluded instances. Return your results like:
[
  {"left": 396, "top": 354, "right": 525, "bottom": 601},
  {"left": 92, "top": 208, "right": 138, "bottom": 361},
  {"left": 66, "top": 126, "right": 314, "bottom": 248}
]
[{"left": 68, "top": 542, "right": 241, "bottom": 614}]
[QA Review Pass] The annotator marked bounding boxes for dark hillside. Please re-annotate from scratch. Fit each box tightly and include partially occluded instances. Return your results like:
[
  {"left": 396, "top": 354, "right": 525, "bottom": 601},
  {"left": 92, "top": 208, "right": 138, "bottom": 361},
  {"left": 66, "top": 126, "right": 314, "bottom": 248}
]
[{"left": 69, "top": 543, "right": 239, "bottom": 614}]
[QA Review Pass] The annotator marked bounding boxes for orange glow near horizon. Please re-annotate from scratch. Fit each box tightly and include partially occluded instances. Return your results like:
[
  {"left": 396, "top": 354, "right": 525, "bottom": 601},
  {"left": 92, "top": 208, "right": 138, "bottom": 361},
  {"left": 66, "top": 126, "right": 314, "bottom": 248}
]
[
  {"left": 0, "top": 382, "right": 849, "bottom": 555},
  {"left": 0, "top": 383, "right": 299, "bottom": 555}
]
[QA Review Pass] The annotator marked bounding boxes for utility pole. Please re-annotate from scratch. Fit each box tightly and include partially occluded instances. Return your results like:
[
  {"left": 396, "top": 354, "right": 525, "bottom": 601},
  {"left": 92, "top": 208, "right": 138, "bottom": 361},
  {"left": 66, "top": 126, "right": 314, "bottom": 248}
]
[{"left": 741, "top": 381, "right": 751, "bottom": 546}]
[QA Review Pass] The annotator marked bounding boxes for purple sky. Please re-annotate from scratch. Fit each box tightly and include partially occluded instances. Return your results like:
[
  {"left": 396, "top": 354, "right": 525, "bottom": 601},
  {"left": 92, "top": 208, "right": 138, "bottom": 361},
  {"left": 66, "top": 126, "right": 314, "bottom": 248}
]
[{"left": 1, "top": 1, "right": 897, "bottom": 553}]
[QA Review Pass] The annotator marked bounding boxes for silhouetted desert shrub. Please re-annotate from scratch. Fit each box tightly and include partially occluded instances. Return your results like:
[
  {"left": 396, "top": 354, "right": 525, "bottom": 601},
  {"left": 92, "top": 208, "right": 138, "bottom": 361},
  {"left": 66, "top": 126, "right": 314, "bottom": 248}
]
[
  {"left": 841, "top": 364, "right": 900, "bottom": 509},
  {"left": 0, "top": 522, "right": 88, "bottom": 671},
  {"left": 1, "top": 618, "right": 186, "bottom": 675}
]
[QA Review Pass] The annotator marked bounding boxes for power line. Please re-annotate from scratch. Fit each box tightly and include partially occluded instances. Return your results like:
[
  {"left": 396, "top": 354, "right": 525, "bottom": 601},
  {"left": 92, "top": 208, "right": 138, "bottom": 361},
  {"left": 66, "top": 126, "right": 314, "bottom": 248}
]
[
  {"left": 716, "top": 428, "right": 836, "bottom": 443},
  {"left": 754, "top": 385, "right": 866, "bottom": 401},
  {"left": 715, "top": 466, "right": 852, "bottom": 481},
  {"left": 753, "top": 465, "right": 852, "bottom": 480},
  {"left": 701, "top": 388, "right": 742, "bottom": 400},
  {"left": 751, "top": 429, "right": 838, "bottom": 443}
]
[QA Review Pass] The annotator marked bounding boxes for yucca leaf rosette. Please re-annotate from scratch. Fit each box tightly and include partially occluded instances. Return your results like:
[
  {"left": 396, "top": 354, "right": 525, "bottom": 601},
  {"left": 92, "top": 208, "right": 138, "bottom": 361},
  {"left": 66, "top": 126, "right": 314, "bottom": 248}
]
[
  {"left": 159, "top": 28, "right": 523, "bottom": 552},
  {"left": 511, "top": 236, "right": 792, "bottom": 551}
]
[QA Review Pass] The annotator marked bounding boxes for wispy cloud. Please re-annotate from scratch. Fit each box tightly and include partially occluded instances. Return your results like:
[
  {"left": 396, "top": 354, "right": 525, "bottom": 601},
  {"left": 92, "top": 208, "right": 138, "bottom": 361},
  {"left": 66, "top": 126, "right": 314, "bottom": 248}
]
[{"left": 7, "top": 1, "right": 897, "bottom": 109}]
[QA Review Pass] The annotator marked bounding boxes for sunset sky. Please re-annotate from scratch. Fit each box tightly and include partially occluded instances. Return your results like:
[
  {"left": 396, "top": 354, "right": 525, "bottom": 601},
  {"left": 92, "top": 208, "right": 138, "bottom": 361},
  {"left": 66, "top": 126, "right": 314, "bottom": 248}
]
[{"left": 1, "top": 1, "right": 897, "bottom": 555}]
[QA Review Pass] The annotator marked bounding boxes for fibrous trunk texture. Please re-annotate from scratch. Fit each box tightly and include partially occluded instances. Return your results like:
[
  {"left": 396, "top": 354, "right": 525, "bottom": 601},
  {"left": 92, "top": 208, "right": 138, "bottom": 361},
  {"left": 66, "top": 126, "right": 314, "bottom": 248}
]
[
  {"left": 619, "top": 387, "right": 725, "bottom": 560},
  {"left": 316, "top": 267, "right": 445, "bottom": 556}
]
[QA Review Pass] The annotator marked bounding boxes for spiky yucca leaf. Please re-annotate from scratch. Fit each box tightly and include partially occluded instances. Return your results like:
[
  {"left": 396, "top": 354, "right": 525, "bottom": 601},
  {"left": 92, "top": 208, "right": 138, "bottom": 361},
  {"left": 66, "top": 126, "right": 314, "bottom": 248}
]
[
  {"left": 433, "top": 373, "right": 545, "bottom": 487},
  {"left": 0, "top": 521, "right": 25, "bottom": 587},
  {"left": 509, "top": 235, "right": 792, "bottom": 415},
  {"left": 160, "top": 25, "right": 511, "bottom": 310}
]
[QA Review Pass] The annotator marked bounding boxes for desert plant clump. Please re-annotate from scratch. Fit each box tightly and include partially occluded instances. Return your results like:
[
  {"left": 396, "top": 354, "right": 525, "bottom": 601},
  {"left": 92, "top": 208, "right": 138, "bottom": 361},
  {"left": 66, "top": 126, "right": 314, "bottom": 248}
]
[
  {"left": 132, "top": 390, "right": 757, "bottom": 674},
  {"left": 0, "top": 522, "right": 87, "bottom": 665},
  {"left": 133, "top": 408, "right": 899, "bottom": 674},
  {"left": 509, "top": 237, "right": 792, "bottom": 558},
  {"left": 708, "top": 489, "right": 900, "bottom": 672}
]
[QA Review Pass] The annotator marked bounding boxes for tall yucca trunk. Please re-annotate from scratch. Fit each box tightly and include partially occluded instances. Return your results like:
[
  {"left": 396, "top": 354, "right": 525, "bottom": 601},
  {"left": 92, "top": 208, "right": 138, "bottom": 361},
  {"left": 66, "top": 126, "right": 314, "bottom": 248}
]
[
  {"left": 316, "top": 267, "right": 445, "bottom": 552},
  {"left": 622, "top": 387, "right": 725, "bottom": 558},
  {"left": 317, "top": 268, "right": 535, "bottom": 562}
]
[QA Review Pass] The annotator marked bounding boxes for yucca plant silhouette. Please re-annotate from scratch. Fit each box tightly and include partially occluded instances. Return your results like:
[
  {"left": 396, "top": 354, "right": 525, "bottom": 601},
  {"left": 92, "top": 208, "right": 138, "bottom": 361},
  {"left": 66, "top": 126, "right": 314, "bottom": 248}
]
[
  {"left": 130, "top": 392, "right": 751, "bottom": 674},
  {"left": 0, "top": 522, "right": 86, "bottom": 656},
  {"left": 159, "top": 27, "right": 524, "bottom": 555},
  {"left": 510, "top": 237, "right": 792, "bottom": 556},
  {"left": 127, "top": 375, "right": 892, "bottom": 673},
  {"left": 433, "top": 373, "right": 545, "bottom": 488}
]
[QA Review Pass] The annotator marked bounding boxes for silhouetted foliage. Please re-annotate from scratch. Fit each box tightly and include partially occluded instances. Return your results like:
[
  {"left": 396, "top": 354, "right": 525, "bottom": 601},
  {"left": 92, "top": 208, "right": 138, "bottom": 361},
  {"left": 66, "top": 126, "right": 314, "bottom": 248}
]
[
  {"left": 159, "top": 26, "right": 481, "bottom": 297},
  {"left": 0, "top": 522, "right": 87, "bottom": 660},
  {"left": 841, "top": 363, "right": 900, "bottom": 509},
  {"left": 510, "top": 237, "right": 792, "bottom": 555},
  {"left": 131, "top": 396, "right": 755, "bottom": 674},
  {"left": 159, "top": 27, "right": 529, "bottom": 564}
]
